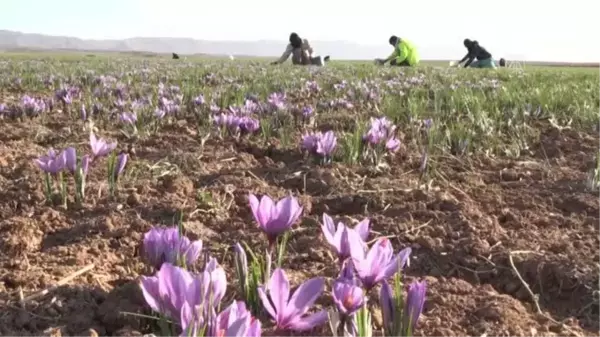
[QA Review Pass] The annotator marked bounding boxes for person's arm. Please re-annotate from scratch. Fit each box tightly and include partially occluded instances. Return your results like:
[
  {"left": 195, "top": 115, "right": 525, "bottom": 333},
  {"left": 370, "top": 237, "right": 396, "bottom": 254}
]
[
  {"left": 458, "top": 53, "right": 470, "bottom": 64},
  {"left": 462, "top": 42, "right": 479, "bottom": 67},
  {"left": 273, "top": 44, "right": 293, "bottom": 64},
  {"left": 381, "top": 49, "right": 398, "bottom": 64}
]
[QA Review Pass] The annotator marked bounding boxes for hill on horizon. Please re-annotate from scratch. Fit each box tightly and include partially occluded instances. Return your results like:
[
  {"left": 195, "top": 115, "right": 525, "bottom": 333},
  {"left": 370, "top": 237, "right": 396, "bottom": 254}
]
[{"left": 0, "top": 30, "right": 394, "bottom": 60}]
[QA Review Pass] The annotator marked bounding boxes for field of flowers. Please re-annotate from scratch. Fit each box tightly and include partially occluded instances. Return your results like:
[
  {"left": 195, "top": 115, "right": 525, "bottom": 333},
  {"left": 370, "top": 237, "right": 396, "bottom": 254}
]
[{"left": 0, "top": 56, "right": 598, "bottom": 337}]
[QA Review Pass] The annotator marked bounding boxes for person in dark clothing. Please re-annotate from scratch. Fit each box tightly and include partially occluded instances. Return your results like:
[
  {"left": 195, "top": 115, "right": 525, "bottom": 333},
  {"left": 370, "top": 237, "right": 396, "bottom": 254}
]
[
  {"left": 271, "top": 32, "right": 329, "bottom": 66},
  {"left": 172, "top": 53, "right": 180, "bottom": 59},
  {"left": 456, "top": 39, "right": 496, "bottom": 68}
]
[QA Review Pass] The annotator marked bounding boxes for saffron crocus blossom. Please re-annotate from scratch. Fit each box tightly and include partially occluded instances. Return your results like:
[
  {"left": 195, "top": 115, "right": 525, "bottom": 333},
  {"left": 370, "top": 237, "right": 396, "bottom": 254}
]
[
  {"left": 212, "top": 301, "right": 262, "bottom": 337},
  {"left": 301, "top": 133, "right": 320, "bottom": 153},
  {"left": 194, "top": 94, "right": 205, "bottom": 105},
  {"left": 321, "top": 213, "right": 369, "bottom": 263},
  {"left": 267, "top": 92, "right": 286, "bottom": 111},
  {"left": 403, "top": 280, "right": 427, "bottom": 334},
  {"left": 204, "top": 257, "right": 227, "bottom": 306},
  {"left": 248, "top": 194, "right": 303, "bottom": 245},
  {"left": 35, "top": 149, "right": 66, "bottom": 174},
  {"left": 89, "top": 132, "right": 117, "bottom": 158},
  {"left": 363, "top": 116, "right": 398, "bottom": 151},
  {"left": 258, "top": 268, "right": 327, "bottom": 331},
  {"left": 114, "top": 153, "right": 128, "bottom": 179},
  {"left": 142, "top": 226, "right": 203, "bottom": 270},
  {"left": 239, "top": 116, "right": 260, "bottom": 134},
  {"left": 332, "top": 280, "right": 365, "bottom": 317},
  {"left": 301, "top": 131, "right": 337, "bottom": 158},
  {"left": 338, "top": 260, "right": 357, "bottom": 283},
  {"left": 385, "top": 137, "right": 401, "bottom": 152},
  {"left": 81, "top": 155, "right": 91, "bottom": 176},
  {"left": 352, "top": 238, "right": 411, "bottom": 291},
  {"left": 62, "top": 147, "right": 77, "bottom": 173},
  {"left": 181, "top": 300, "right": 262, "bottom": 337},
  {"left": 316, "top": 131, "right": 337, "bottom": 158},
  {"left": 379, "top": 280, "right": 396, "bottom": 335},
  {"left": 120, "top": 111, "right": 137, "bottom": 124},
  {"left": 380, "top": 279, "right": 427, "bottom": 336},
  {"left": 140, "top": 262, "right": 208, "bottom": 320}
]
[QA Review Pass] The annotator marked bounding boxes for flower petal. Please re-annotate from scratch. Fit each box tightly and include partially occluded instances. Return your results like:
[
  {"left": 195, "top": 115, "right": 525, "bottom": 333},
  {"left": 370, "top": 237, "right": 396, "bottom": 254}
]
[
  {"left": 354, "top": 218, "right": 370, "bottom": 241},
  {"left": 287, "top": 310, "right": 328, "bottom": 331},
  {"left": 139, "top": 276, "right": 161, "bottom": 313},
  {"left": 257, "top": 286, "right": 277, "bottom": 320},
  {"left": 283, "top": 277, "right": 324, "bottom": 321},
  {"left": 268, "top": 268, "right": 290, "bottom": 322}
]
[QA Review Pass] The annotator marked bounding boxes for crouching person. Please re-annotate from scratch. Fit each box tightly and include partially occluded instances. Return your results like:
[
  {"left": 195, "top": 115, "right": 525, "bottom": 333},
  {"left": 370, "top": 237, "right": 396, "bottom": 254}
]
[
  {"left": 376, "top": 35, "right": 420, "bottom": 67},
  {"left": 271, "top": 33, "right": 330, "bottom": 66}
]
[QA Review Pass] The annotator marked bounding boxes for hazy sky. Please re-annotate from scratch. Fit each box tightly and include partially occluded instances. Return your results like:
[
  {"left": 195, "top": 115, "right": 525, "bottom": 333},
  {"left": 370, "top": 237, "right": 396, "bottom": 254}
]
[{"left": 1, "top": 0, "right": 599, "bottom": 62}]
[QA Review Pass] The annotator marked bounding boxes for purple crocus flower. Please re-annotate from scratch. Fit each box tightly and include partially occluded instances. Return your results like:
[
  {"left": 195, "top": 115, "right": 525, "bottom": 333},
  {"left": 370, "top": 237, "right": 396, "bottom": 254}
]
[
  {"left": 332, "top": 279, "right": 365, "bottom": 317},
  {"left": 321, "top": 213, "right": 369, "bottom": 263},
  {"left": 35, "top": 149, "right": 66, "bottom": 174},
  {"left": 181, "top": 299, "right": 262, "bottom": 337},
  {"left": 63, "top": 147, "right": 77, "bottom": 173},
  {"left": 140, "top": 262, "right": 206, "bottom": 320},
  {"left": 81, "top": 155, "right": 91, "bottom": 176},
  {"left": 242, "top": 99, "right": 259, "bottom": 114},
  {"left": 248, "top": 194, "right": 303, "bottom": 246},
  {"left": 55, "top": 88, "right": 72, "bottom": 105},
  {"left": 258, "top": 268, "right": 327, "bottom": 331},
  {"left": 338, "top": 259, "right": 357, "bottom": 284},
  {"left": 20, "top": 95, "right": 46, "bottom": 115},
  {"left": 267, "top": 92, "right": 286, "bottom": 111},
  {"left": 316, "top": 130, "right": 337, "bottom": 157},
  {"left": 211, "top": 301, "right": 262, "bottom": 337},
  {"left": 385, "top": 137, "right": 401, "bottom": 152},
  {"left": 154, "top": 108, "right": 167, "bottom": 119},
  {"left": 363, "top": 117, "right": 400, "bottom": 151},
  {"left": 403, "top": 280, "right": 427, "bottom": 333},
  {"left": 352, "top": 238, "right": 411, "bottom": 291},
  {"left": 204, "top": 257, "right": 227, "bottom": 306},
  {"left": 379, "top": 280, "right": 396, "bottom": 335},
  {"left": 89, "top": 132, "right": 117, "bottom": 158},
  {"left": 120, "top": 112, "right": 137, "bottom": 124},
  {"left": 380, "top": 279, "right": 427, "bottom": 336},
  {"left": 239, "top": 116, "right": 260, "bottom": 133},
  {"left": 114, "top": 153, "right": 128, "bottom": 179},
  {"left": 142, "top": 226, "right": 203, "bottom": 270},
  {"left": 302, "top": 106, "right": 314, "bottom": 117},
  {"left": 301, "top": 133, "right": 320, "bottom": 153},
  {"left": 81, "top": 104, "right": 87, "bottom": 121},
  {"left": 213, "top": 113, "right": 241, "bottom": 132},
  {"left": 194, "top": 95, "right": 205, "bottom": 105}
]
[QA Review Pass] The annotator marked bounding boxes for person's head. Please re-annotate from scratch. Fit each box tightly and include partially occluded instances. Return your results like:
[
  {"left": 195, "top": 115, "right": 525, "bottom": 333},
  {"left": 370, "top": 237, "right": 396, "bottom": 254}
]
[
  {"left": 389, "top": 35, "right": 400, "bottom": 46},
  {"left": 289, "top": 32, "right": 303, "bottom": 49},
  {"left": 463, "top": 39, "right": 473, "bottom": 48},
  {"left": 499, "top": 58, "right": 506, "bottom": 67}
]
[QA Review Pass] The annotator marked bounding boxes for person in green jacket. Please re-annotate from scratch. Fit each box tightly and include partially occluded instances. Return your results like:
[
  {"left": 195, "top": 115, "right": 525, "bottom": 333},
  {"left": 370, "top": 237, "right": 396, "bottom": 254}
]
[{"left": 376, "top": 35, "right": 420, "bottom": 67}]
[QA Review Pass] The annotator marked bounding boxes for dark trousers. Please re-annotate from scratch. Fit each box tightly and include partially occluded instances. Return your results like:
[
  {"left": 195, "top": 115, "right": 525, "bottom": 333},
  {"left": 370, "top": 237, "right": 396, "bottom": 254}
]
[{"left": 390, "top": 59, "right": 411, "bottom": 66}]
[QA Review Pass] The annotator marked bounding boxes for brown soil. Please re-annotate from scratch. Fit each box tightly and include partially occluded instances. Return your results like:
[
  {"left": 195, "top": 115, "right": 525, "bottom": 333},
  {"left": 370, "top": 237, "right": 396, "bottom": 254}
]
[{"left": 0, "top": 115, "right": 598, "bottom": 337}]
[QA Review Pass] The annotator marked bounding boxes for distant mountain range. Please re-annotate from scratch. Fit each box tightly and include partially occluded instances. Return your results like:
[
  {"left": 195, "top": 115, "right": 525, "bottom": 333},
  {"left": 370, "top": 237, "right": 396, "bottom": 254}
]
[
  {"left": 0, "top": 29, "right": 394, "bottom": 60},
  {"left": 1, "top": 30, "right": 598, "bottom": 67}
]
